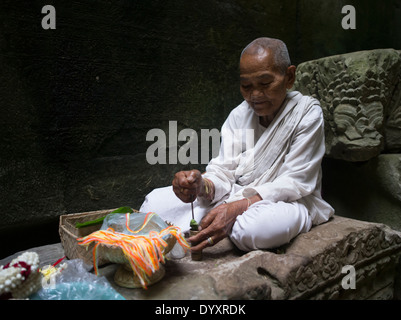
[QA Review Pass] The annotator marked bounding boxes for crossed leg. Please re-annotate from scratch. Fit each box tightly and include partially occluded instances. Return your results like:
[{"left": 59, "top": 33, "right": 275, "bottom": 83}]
[
  {"left": 230, "top": 200, "right": 312, "bottom": 251},
  {"left": 140, "top": 187, "right": 312, "bottom": 252}
]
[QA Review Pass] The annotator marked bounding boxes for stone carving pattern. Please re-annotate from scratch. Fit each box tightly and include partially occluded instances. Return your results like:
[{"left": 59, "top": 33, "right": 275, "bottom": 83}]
[
  {"left": 293, "top": 49, "right": 401, "bottom": 161},
  {"left": 283, "top": 226, "right": 401, "bottom": 299},
  {"left": 385, "top": 71, "right": 401, "bottom": 152}
]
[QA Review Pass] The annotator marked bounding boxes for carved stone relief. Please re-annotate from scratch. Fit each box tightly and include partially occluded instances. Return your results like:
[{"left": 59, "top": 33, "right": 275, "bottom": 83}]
[
  {"left": 282, "top": 217, "right": 401, "bottom": 299},
  {"left": 293, "top": 49, "right": 401, "bottom": 161}
]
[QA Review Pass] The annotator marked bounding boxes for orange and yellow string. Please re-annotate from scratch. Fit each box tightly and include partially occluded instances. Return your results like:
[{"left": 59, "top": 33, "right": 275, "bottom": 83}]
[{"left": 77, "top": 212, "right": 189, "bottom": 289}]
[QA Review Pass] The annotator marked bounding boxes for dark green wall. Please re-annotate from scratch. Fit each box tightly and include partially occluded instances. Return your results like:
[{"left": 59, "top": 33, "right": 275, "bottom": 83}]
[{"left": 1, "top": 0, "right": 400, "bottom": 257}]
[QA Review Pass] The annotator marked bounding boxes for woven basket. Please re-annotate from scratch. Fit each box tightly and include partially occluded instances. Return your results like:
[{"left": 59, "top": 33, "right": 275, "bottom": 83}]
[{"left": 59, "top": 208, "right": 117, "bottom": 266}]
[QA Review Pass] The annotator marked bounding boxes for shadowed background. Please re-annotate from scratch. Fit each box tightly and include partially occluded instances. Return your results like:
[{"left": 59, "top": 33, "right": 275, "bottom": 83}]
[{"left": 1, "top": 0, "right": 400, "bottom": 258}]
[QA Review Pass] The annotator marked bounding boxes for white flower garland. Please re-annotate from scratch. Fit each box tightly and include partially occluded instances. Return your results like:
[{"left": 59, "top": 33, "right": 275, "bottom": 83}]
[{"left": 0, "top": 251, "right": 41, "bottom": 299}]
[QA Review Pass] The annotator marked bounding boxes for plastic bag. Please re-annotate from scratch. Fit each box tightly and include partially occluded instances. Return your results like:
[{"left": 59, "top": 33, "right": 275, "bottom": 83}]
[
  {"left": 101, "top": 212, "right": 186, "bottom": 259},
  {"left": 101, "top": 211, "right": 167, "bottom": 235},
  {"left": 30, "top": 259, "right": 125, "bottom": 300}
]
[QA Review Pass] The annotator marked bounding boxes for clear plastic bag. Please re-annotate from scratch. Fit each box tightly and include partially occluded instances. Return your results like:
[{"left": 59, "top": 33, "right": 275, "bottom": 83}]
[
  {"left": 30, "top": 259, "right": 125, "bottom": 300},
  {"left": 101, "top": 212, "right": 186, "bottom": 259},
  {"left": 100, "top": 211, "right": 168, "bottom": 234}
]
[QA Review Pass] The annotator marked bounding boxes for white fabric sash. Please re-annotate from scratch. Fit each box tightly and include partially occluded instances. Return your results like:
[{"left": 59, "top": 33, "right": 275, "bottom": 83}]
[{"left": 235, "top": 91, "right": 310, "bottom": 187}]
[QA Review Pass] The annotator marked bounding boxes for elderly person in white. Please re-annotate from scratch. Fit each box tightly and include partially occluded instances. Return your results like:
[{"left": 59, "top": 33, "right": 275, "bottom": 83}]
[{"left": 140, "top": 37, "right": 334, "bottom": 253}]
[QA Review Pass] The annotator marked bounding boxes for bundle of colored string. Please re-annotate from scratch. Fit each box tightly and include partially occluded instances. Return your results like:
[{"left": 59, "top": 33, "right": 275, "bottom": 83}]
[{"left": 77, "top": 212, "right": 189, "bottom": 289}]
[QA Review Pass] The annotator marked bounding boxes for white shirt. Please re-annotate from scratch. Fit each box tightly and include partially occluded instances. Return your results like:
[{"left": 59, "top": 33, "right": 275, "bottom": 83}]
[{"left": 201, "top": 91, "right": 335, "bottom": 225}]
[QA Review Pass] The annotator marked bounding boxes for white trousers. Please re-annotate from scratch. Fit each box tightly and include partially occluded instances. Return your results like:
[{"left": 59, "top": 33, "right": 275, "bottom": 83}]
[{"left": 140, "top": 186, "right": 312, "bottom": 252}]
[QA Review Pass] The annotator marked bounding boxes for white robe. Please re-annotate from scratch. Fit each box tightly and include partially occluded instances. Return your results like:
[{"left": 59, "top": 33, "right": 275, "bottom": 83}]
[
  {"left": 201, "top": 91, "right": 334, "bottom": 226},
  {"left": 140, "top": 91, "right": 334, "bottom": 251}
]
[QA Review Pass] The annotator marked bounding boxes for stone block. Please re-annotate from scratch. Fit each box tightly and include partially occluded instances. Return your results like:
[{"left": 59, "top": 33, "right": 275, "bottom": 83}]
[
  {"left": 293, "top": 49, "right": 401, "bottom": 162},
  {"left": 322, "top": 154, "right": 401, "bottom": 232},
  {"left": 101, "top": 216, "right": 401, "bottom": 300}
]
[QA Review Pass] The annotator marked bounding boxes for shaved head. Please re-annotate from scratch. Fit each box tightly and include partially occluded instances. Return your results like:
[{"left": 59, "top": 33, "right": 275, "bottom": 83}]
[{"left": 241, "top": 37, "right": 291, "bottom": 74}]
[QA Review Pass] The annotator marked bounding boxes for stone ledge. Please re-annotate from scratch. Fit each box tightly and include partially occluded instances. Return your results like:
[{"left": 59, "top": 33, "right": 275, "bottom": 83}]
[
  {"left": 2, "top": 216, "right": 400, "bottom": 300},
  {"left": 104, "top": 215, "right": 401, "bottom": 300}
]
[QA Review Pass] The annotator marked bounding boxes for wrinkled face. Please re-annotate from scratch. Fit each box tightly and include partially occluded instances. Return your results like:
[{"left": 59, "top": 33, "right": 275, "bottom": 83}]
[{"left": 239, "top": 49, "right": 296, "bottom": 121}]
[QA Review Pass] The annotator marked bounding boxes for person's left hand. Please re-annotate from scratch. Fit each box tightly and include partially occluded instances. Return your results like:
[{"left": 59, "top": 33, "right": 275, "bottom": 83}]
[{"left": 188, "top": 200, "right": 247, "bottom": 251}]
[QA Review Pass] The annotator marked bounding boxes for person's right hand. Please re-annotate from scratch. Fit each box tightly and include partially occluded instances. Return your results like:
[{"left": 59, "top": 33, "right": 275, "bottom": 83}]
[{"left": 172, "top": 169, "right": 203, "bottom": 203}]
